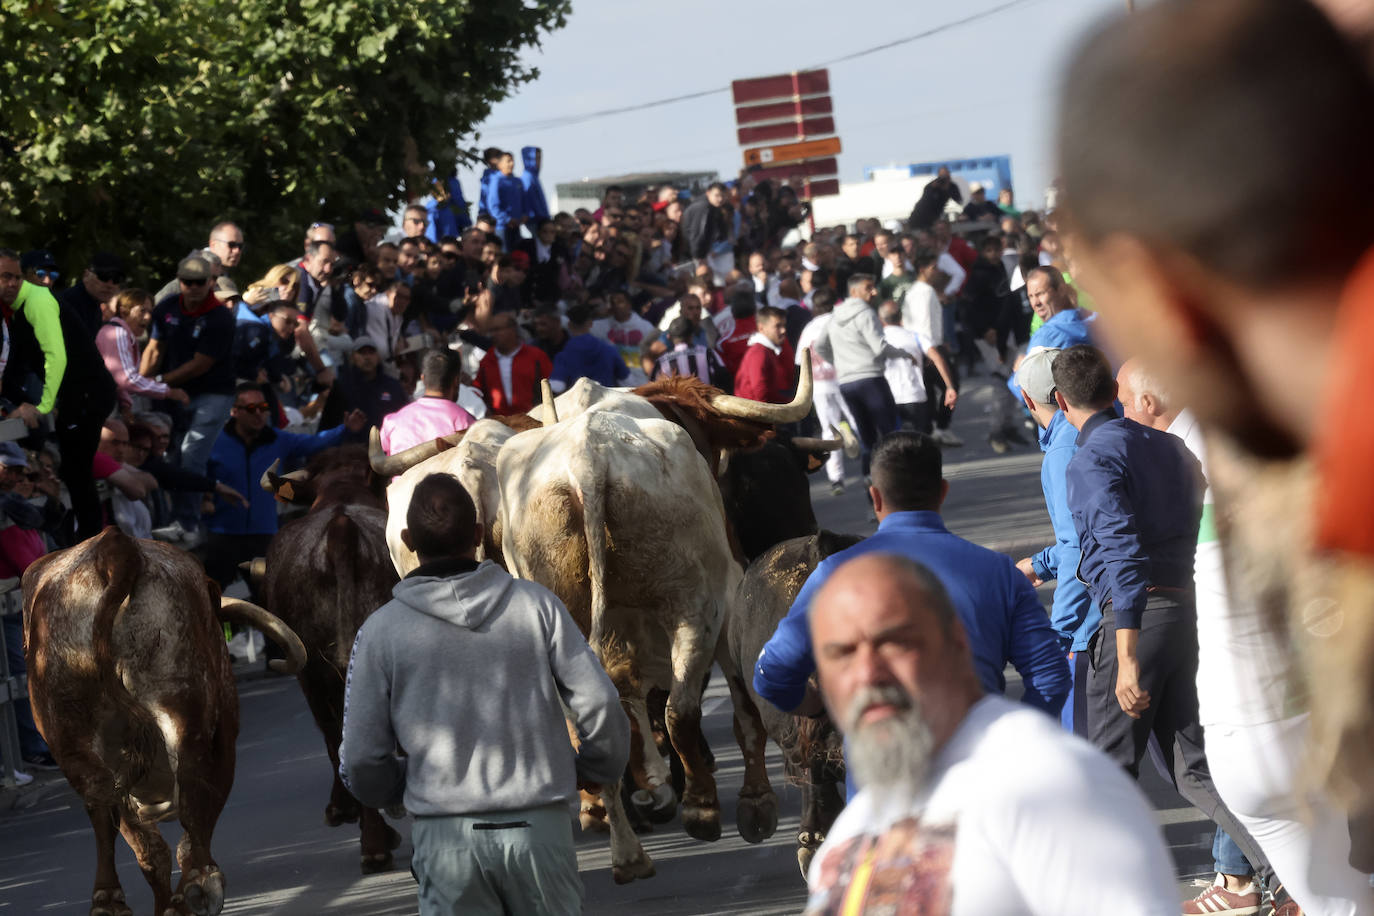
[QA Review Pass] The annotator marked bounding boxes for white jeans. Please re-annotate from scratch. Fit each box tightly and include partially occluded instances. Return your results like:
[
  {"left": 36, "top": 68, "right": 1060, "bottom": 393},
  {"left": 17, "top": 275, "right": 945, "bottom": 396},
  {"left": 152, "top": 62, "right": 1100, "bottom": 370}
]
[
  {"left": 1207, "top": 713, "right": 1374, "bottom": 915},
  {"left": 813, "top": 380, "right": 857, "bottom": 485}
]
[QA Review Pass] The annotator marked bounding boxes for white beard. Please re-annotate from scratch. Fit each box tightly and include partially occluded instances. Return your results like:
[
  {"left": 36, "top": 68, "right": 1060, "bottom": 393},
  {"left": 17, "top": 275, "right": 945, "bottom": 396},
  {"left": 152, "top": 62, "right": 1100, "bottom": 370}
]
[{"left": 844, "top": 685, "right": 936, "bottom": 800}]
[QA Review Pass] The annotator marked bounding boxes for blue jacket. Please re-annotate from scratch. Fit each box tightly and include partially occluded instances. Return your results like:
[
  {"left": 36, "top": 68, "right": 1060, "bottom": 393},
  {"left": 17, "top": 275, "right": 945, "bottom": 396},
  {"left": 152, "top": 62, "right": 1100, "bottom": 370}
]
[
  {"left": 484, "top": 173, "right": 525, "bottom": 234},
  {"left": 1007, "top": 308, "right": 1096, "bottom": 399},
  {"left": 478, "top": 167, "right": 498, "bottom": 215},
  {"left": 754, "top": 511, "right": 1070, "bottom": 716},
  {"left": 520, "top": 147, "right": 550, "bottom": 223},
  {"left": 552, "top": 333, "right": 629, "bottom": 389},
  {"left": 427, "top": 175, "right": 472, "bottom": 241},
  {"left": 206, "top": 422, "right": 348, "bottom": 536},
  {"left": 1065, "top": 410, "right": 1203, "bottom": 629},
  {"left": 1032, "top": 411, "right": 1101, "bottom": 651}
]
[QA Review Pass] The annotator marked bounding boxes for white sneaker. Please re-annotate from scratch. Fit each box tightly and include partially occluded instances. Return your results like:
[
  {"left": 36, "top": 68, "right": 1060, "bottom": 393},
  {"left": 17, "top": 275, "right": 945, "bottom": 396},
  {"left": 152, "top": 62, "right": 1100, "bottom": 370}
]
[
  {"left": 10, "top": 769, "right": 33, "bottom": 787},
  {"left": 932, "top": 429, "right": 963, "bottom": 447},
  {"left": 151, "top": 524, "right": 185, "bottom": 543},
  {"left": 179, "top": 525, "right": 206, "bottom": 550},
  {"left": 832, "top": 422, "right": 861, "bottom": 460}
]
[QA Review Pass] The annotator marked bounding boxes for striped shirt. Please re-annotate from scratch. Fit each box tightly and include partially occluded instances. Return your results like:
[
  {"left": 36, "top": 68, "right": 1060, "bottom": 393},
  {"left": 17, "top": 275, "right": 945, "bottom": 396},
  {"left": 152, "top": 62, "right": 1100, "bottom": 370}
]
[
  {"left": 652, "top": 344, "right": 724, "bottom": 386},
  {"left": 97, "top": 317, "right": 170, "bottom": 408}
]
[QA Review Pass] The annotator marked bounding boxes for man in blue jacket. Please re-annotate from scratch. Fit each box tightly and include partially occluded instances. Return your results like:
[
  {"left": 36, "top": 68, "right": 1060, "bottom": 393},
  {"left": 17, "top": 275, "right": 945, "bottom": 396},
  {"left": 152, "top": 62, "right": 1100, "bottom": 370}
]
[
  {"left": 754, "top": 430, "right": 1070, "bottom": 796},
  {"left": 204, "top": 382, "right": 366, "bottom": 588},
  {"left": 483, "top": 150, "right": 526, "bottom": 252},
  {"left": 520, "top": 146, "right": 550, "bottom": 224},
  {"left": 1012, "top": 348, "right": 1100, "bottom": 735}
]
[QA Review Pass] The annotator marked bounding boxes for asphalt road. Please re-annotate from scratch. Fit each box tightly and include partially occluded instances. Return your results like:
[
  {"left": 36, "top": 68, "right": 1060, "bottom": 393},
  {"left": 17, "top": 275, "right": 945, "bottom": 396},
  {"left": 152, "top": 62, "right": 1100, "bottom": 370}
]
[{"left": 0, "top": 373, "right": 1217, "bottom": 915}]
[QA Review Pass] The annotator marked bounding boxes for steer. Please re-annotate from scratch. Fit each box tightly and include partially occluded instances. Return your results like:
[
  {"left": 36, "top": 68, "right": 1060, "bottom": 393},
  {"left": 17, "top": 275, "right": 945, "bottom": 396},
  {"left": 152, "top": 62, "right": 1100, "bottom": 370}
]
[
  {"left": 23, "top": 528, "right": 306, "bottom": 916},
  {"left": 256, "top": 446, "right": 403, "bottom": 873},
  {"left": 719, "top": 531, "right": 861, "bottom": 878}
]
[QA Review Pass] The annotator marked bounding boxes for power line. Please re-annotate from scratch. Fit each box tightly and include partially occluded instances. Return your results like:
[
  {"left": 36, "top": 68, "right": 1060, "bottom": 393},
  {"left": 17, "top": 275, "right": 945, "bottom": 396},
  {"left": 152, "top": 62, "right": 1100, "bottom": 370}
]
[{"left": 483, "top": 0, "right": 1037, "bottom": 134}]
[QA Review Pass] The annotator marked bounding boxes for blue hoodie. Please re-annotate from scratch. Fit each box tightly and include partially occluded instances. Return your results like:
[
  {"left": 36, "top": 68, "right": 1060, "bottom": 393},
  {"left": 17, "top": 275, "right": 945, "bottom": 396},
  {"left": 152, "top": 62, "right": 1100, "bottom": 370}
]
[
  {"left": 427, "top": 175, "right": 472, "bottom": 241},
  {"left": 1032, "top": 410, "right": 1101, "bottom": 651},
  {"left": 521, "top": 146, "right": 550, "bottom": 223},
  {"left": 483, "top": 170, "right": 526, "bottom": 237}
]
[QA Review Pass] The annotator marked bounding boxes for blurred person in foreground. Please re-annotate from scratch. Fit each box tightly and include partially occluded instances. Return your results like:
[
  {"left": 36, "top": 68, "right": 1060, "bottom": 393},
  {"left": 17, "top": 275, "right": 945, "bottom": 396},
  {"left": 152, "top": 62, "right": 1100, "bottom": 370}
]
[
  {"left": 801, "top": 552, "right": 1176, "bottom": 915},
  {"left": 1058, "top": 0, "right": 1374, "bottom": 906}
]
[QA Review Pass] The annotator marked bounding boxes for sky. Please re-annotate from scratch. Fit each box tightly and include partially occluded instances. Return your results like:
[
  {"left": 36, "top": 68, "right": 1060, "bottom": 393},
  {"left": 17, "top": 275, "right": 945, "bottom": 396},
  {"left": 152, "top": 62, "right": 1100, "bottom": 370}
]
[{"left": 458, "top": 0, "right": 1129, "bottom": 212}]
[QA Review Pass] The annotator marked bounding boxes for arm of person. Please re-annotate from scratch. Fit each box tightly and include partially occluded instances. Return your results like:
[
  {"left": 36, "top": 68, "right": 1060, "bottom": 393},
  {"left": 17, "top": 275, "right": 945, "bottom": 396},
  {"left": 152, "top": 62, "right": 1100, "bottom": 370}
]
[
  {"left": 924, "top": 343, "right": 958, "bottom": 406},
  {"left": 282, "top": 412, "right": 361, "bottom": 460},
  {"left": 108, "top": 466, "right": 154, "bottom": 500},
  {"left": 139, "top": 336, "right": 162, "bottom": 377},
  {"left": 27, "top": 295, "right": 67, "bottom": 415},
  {"left": 544, "top": 594, "right": 630, "bottom": 786},
  {"left": 1077, "top": 455, "right": 1151, "bottom": 628},
  {"left": 161, "top": 352, "right": 216, "bottom": 386},
  {"left": 1031, "top": 445, "right": 1077, "bottom": 583},
  {"left": 293, "top": 324, "right": 334, "bottom": 386},
  {"left": 110, "top": 326, "right": 175, "bottom": 400},
  {"left": 1004, "top": 567, "right": 1071, "bottom": 717},
  {"left": 940, "top": 255, "right": 966, "bottom": 297},
  {"left": 752, "top": 562, "right": 830, "bottom": 713},
  {"left": 733, "top": 349, "right": 769, "bottom": 402},
  {"left": 338, "top": 624, "right": 406, "bottom": 809}
]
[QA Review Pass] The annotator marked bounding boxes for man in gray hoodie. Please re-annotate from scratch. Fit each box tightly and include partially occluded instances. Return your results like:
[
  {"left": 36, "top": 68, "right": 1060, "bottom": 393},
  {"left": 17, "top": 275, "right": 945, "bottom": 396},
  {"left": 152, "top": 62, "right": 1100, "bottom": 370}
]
[
  {"left": 815, "top": 273, "right": 918, "bottom": 477},
  {"left": 340, "top": 473, "right": 628, "bottom": 915}
]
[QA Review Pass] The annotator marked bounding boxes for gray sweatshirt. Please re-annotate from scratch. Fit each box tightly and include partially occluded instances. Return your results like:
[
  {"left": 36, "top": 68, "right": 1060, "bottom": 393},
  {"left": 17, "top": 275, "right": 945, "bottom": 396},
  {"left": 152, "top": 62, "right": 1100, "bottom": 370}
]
[
  {"left": 339, "top": 559, "right": 629, "bottom": 816},
  {"left": 814, "top": 296, "right": 913, "bottom": 384}
]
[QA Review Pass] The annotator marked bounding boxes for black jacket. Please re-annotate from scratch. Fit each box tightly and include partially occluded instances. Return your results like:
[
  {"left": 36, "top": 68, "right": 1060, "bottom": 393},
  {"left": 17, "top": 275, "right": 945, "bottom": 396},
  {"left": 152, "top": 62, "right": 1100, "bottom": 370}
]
[{"left": 681, "top": 197, "right": 728, "bottom": 260}]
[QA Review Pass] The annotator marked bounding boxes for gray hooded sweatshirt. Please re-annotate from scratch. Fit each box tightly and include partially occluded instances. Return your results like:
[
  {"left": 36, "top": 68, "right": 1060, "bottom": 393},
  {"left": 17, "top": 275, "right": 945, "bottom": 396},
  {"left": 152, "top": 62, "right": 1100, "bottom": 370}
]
[
  {"left": 339, "top": 559, "right": 629, "bottom": 816},
  {"left": 815, "top": 296, "right": 913, "bottom": 385}
]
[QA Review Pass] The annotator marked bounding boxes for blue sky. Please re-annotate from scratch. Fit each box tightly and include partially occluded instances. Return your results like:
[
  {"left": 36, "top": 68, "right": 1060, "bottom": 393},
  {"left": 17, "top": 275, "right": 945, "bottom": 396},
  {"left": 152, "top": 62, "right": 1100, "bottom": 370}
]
[{"left": 460, "top": 0, "right": 1128, "bottom": 211}]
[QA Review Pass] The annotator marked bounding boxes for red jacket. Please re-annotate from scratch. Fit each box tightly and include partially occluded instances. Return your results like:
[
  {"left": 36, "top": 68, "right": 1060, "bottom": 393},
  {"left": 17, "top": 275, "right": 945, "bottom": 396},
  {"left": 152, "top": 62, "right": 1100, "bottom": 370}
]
[
  {"left": 734, "top": 337, "right": 795, "bottom": 404},
  {"left": 718, "top": 315, "right": 757, "bottom": 378},
  {"left": 475, "top": 344, "right": 552, "bottom": 416}
]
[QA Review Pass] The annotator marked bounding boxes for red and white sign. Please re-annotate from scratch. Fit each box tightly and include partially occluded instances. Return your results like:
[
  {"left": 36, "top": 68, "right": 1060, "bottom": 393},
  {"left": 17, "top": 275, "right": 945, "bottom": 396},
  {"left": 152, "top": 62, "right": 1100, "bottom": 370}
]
[{"left": 732, "top": 69, "right": 841, "bottom": 201}]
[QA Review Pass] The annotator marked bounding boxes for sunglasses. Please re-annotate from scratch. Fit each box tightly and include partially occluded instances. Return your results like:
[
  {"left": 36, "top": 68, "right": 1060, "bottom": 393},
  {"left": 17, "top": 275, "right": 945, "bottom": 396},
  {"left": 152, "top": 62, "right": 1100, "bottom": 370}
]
[
  {"left": 310, "top": 221, "right": 334, "bottom": 231},
  {"left": 94, "top": 270, "right": 124, "bottom": 284},
  {"left": 234, "top": 402, "right": 271, "bottom": 413},
  {"left": 179, "top": 276, "right": 209, "bottom": 286},
  {"left": 213, "top": 238, "right": 244, "bottom": 250},
  {"left": 441, "top": 252, "right": 459, "bottom": 261},
  {"left": 34, "top": 268, "right": 60, "bottom": 281}
]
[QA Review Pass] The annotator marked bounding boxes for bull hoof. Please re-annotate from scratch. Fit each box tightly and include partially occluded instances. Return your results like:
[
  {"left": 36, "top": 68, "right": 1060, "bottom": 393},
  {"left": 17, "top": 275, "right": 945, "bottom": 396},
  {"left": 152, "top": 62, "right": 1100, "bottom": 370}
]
[
  {"left": 182, "top": 866, "right": 225, "bottom": 916},
  {"left": 360, "top": 851, "right": 395, "bottom": 874},
  {"left": 797, "top": 845, "right": 815, "bottom": 879},
  {"left": 735, "top": 791, "right": 779, "bottom": 843},
  {"left": 611, "top": 853, "right": 656, "bottom": 885},
  {"left": 579, "top": 805, "right": 609, "bottom": 833},
  {"left": 91, "top": 888, "right": 132, "bottom": 916},
  {"left": 631, "top": 783, "right": 677, "bottom": 825},
  {"left": 680, "top": 802, "right": 721, "bottom": 842},
  {"left": 325, "top": 802, "right": 360, "bottom": 827}
]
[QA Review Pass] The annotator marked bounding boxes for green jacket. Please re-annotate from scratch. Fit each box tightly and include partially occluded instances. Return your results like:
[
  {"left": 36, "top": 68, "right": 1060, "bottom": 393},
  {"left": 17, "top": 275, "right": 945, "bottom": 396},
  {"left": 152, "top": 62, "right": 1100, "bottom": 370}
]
[{"left": 4, "top": 282, "right": 68, "bottom": 414}]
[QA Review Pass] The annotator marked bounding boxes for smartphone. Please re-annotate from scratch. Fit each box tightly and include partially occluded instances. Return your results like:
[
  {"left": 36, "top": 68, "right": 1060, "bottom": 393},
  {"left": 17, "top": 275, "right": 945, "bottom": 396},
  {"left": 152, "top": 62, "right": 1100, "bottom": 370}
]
[{"left": 263, "top": 287, "right": 281, "bottom": 302}]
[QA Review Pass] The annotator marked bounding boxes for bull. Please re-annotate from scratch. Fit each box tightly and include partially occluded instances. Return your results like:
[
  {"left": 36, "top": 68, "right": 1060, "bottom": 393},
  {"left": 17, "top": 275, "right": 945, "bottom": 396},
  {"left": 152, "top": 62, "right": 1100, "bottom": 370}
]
[
  {"left": 23, "top": 528, "right": 306, "bottom": 916},
  {"left": 254, "top": 445, "right": 404, "bottom": 873},
  {"left": 719, "top": 531, "right": 861, "bottom": 878}
]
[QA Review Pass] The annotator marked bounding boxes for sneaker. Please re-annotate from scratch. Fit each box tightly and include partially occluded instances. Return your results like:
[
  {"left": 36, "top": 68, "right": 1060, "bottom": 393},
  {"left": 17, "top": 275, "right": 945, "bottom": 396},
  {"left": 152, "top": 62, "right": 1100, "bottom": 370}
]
[
  {"left": 1182, "top": 874, "right": 1260, "bottom": 916},
  {"left": 150, "top": 524, "right": 185, "bottom": 543},
  {"left": 829, "top": 481, "right": 845, "bottom": 497},
  {"left": 988, "top": 434, "right": 1010, "bottom": 455},
  {"left": 21, "top": 752, "right": 59, "bottom": 771},
  {"left": 179, "top": 525, "right": 206, "bottom": 550},
  {"left": 833, "top": 422, "right": 861, "bottom": 460},
  {"left": 10, "top": 769, "right": 33, "bottom": 786},
  {"left": 1267, "top": 882, "right": 1302, "bottom": 916},
  {"left": 1270, "top": 904, "right": 1302, "bottom": 916},
  {"left": 931, "top": 429, "right": 964, "bottom": 448}
]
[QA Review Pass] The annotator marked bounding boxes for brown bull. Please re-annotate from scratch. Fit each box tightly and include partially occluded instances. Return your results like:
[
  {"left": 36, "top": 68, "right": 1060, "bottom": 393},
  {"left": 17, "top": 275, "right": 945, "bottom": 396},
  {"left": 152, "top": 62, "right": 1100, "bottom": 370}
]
[
  {"left": 256, "top": 446, "right": 403, "bottom": 873},
  {"left": 23, "top": 528, "right": 305, "bottom": 916}
]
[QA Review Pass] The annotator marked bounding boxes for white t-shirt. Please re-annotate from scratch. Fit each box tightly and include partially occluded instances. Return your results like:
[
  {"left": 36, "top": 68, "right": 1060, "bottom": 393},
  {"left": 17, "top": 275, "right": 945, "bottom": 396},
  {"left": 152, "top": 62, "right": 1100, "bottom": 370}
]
[
  {"left": 804, "top": 697, "right": 1176, "bottom": 916},
  {"left": 592, "top": 313, "right": 657, "bottom": 385},
  {"left": 496, "top": 351, "right": 515, "bottom": 402},
  {"left": 882, "top": 325, "right": 929, "bottom": 405},
  {"left": 1168, "top": 410, "right": 1301, "bottom": 727},
  {"left": 901, "top": 280, "right": 943, "bottom": 347},
  {"left": 796, "top": 313, "right": 838, "bottom": 385}
]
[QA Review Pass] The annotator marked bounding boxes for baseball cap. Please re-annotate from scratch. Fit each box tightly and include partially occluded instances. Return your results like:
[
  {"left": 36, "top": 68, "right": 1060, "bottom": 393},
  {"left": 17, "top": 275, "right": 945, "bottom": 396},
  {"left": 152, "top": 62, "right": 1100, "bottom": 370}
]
[
  {"left": 21, "top": 249, "right": 58, "bottom": 272},
  {"left": 89, "top": 251, "right": 126, "bottom": 282},
  {"left": 215, "top": 276, "right": 241, "bottom": 298},
  {"left": 357, "top": 208, "right": 388, "bottom": 226},
  {"left": 1015, "top": 347, "right": 1061, "bottom": 406},
  {"left": 508, "top": 250, "right": 530, "bottom": 271},
  {"left": 0, "top": 442, "right": 29, "bottom": 468},
  {"left": 177, "top": 254, "right": 213, "bottom": 282},
  {"left": 352, "top": 336, "right": 380, "bottom": 352}
]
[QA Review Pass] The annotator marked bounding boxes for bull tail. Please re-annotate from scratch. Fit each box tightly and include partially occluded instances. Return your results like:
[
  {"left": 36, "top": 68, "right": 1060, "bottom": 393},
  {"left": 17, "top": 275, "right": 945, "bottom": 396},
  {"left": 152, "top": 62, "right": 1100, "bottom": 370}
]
[
  {"left": 89, "top": 530, "right": 164, "bottom": 799},
  {"left": 325, "top": 508, "right": 363, "bottom": 672},
  {"left": 572, "top": 465, "right": 609, "bottom": 658}
]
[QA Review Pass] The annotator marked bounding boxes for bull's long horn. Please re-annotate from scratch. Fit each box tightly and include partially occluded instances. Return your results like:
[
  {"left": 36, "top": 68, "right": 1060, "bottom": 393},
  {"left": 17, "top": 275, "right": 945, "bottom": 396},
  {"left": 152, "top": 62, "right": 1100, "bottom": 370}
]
[
  {"left": 790, "top": 437, "right": 844, "bottom": 452},
  {"left": 541, "top": 379, "right": 558, "bottom": 426},
  {"left": 217, "top": 598, "right": 308, "bottom": 675},
  {"left": 368, "top": 427, "right": 466, "bottom": 477},
  {"left": 705, "top": 347, "right": 813, "bottom": 424},
  {"left": 259, "top": 458, "right": 282, "bottom": 492}
]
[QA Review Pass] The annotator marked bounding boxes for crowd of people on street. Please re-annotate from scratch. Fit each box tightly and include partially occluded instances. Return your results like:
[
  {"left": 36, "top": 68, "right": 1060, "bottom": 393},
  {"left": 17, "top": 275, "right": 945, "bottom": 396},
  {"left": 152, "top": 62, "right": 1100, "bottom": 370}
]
[{"left": 6, "top": 0, "right": 1374, "bottom": 913}]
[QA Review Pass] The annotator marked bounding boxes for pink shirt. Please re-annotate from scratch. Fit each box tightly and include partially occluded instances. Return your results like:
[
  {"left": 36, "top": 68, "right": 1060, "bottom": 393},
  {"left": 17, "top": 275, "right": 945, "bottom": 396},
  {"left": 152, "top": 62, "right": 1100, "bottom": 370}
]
[
  {"left": 96, "top": 317, "right": 170, "bottom": 409},
  {"left": 379, "top": 396, "right": 476, "bottom": 454}
]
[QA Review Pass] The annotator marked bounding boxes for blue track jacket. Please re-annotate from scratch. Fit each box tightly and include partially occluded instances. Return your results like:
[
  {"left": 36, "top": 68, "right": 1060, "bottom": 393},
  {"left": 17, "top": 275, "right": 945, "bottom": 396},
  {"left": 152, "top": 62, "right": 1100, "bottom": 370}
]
[
  {"left": 521, "top": 147, "right": 550, "bottom": 223},
  {"left": 206, "top": 422, "right": 348, "bottom": 536},
  {"left": 1032, "top": 411, "right": 1101, "bottom": 651}
]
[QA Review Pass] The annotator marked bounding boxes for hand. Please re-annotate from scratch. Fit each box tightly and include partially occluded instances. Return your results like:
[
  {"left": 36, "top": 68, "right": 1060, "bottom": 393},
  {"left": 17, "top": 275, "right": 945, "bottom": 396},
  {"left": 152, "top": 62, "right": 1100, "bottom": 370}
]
[
  {"left": 1115, "top": 653, "right": 1151, "bottom": 719},
  {"left": 167, "top": 388, "right": 191, "bottom": 405},
  {"left": 943, "top": 388, "right": 958, "bottom": 409},
  {"left": 215, "top": 482, "right": 250, "bottom": 509},
  {"left": 343, "top": 409, "right": 368, "bottom": 433},
  {"left": 243, "top": 287, "right": 271, "bottom": 307},
  {"left": 13, "top": 403, "right": 39, "bottom": 429},
  {"left": 1015, "top": 557, "right": 1042, "bottom": 587}
]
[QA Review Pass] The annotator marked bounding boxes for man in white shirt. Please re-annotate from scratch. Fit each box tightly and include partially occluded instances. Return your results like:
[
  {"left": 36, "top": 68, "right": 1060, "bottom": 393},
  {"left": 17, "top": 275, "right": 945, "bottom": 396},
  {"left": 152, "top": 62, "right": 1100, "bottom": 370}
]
[
  {"left": 591, "top": 291, "right": 657, "bottom": 385},
  {"left": 803, "top": 552, "right": 1178, "bottom": 916},
  {"left": 901, "top": 251, "right": 961, "bottom": 446},
  {"left": 879, "top": 301, "right": 957, "bottom": 435},
  {"left": 794, "top": 289, "right": 859, "bottom": 495}
]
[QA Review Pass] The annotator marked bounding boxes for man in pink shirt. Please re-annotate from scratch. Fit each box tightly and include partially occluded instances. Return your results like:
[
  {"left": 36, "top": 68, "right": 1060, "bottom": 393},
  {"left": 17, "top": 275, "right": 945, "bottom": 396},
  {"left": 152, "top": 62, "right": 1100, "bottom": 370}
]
[{"left": 380, "top": 348, "right": 475, "bottom": 454}]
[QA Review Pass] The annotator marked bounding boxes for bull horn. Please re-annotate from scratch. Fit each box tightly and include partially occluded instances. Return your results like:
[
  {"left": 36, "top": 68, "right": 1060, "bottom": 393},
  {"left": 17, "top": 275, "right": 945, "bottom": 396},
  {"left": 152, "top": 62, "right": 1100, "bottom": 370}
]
[
  {"left": 790, "top": 437, "right": 844, "bottom": 452},
  {"left": 706, "top": 346, "right": 813, "bottom": 424},
  {"left": 217, "top": 598, "right": 308, "bottom": 675},
  {"left": 259, "top": 458, "right": 283, "bottom": 493},
  {"left": 368, "top": 426, "right": 466, "bottom": 477},
  {"left": 238, "top": 557, "right": 267, "bottom": 585},
  {"left": 541, "top": 379, "right": 558, "bottom": 426}
]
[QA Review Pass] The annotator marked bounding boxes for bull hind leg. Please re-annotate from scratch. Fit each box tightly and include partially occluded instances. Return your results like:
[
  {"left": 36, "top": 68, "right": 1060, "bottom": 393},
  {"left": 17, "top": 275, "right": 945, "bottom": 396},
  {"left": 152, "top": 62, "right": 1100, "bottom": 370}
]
[
  {"left": 665, "top": 620, "right": 721, "bottom": 842},
  {"left": 600, "top": 777, "right": 656, "bottom": 885},
  {"left": 173, "top": 722, "right": 234, "bottom": 916},
  {"left": 115, "top": 806, "right": 178, "bottom": 916},
  {"left": 624, "top": 696, "right": 675, "bottom": 826},
  {"left": 722, "top": 674, "right": 778, "bottom": 844},
  {"left": 85, "top": 804, "right": 133, "bottom": 916},
  {"left": 358, "top": 806, "right": 402, "bottom": 874},
  {"left": 296, "top": 660, "right": 361, "bottom": 827}
]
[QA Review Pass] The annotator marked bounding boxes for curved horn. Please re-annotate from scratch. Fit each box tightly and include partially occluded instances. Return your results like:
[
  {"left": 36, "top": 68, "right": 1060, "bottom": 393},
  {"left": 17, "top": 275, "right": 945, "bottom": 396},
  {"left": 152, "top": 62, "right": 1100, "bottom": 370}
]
[
  {"left": 237, "top": 557, "right": 267, "bottom": 586},
  {"left": 217, "top": 598, "right": 308, "bottom": 675},
  {"left": 790, "top": 437, "right": 844, "bottom": 452},
  {"left": 541, "top": 379, "right": 558, "bottom": 426},
  {"left": 368, "top": 426, "right": 466, "bottom": 477},
  {"left": 706, "top": 346, "right": 813, "bottom": 424},
  {"left": 259, "top": 458, "right": 283, "bottom": 493}
]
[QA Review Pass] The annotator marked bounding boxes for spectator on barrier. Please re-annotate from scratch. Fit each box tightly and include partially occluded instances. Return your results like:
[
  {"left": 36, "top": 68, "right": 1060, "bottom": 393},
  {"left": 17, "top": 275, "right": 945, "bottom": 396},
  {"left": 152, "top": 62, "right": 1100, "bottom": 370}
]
[
  {"left": 531, "top": 306, "right": 570, "bottom": 362},
  {"left": 57, "top": 252, "right": 125, "bottom": 339},
  {"left": 651, "top": 317, "right": 728, "bottom": 387},
  {"left": 97, "top": 289, "right": 188, "bottom": 414},
  {"left": 551, "top": 303, "right": 628, "bottom": 393},
  {"left": 474, "top": 313, "right": 552, "bottom": 416},
  {"left": 320, "top": 337, "right": 409, "bottom": 431},
  {"left": 97, "top": 419, "right": 157, "bottom": 539},
  {"left": 379, "top": 349, "right": 475, "bottom": 455},
  {"left": 908, "top": 166, "right": 963, "bottom": 230},
  {"left": 591, "top": 291, "right": 656, "bottom": 383},
  {"left": 734, "top": 305, "right": 794, "bottom": 404},
  {"left": 19, "top": 250, "right": 60, "bottom": 290},
  {"left": 484, "top": 150, "right": 526, "bottom": 251},
  {"left": 340, "top": 473, "right": 628, "bottom": 916}
]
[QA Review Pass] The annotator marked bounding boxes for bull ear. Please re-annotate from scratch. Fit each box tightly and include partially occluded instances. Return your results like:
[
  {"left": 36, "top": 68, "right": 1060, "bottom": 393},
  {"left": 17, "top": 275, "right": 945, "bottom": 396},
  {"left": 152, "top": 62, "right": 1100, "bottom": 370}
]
[{"left": 267, "top": 472, "right": 295, "bottom": 503}]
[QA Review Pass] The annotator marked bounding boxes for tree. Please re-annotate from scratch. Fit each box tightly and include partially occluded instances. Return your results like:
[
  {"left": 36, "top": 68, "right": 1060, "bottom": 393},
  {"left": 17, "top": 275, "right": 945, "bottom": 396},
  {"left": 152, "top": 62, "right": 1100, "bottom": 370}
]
[{"left": 0, "top": 0, "right": 569, "bottom": 282}]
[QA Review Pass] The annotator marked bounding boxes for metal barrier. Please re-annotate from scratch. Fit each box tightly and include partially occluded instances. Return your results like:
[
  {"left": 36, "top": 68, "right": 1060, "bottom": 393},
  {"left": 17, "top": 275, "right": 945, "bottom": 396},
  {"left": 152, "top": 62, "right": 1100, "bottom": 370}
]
[{"left": 0, "top": 578, "right": 25, "bottom": 790}]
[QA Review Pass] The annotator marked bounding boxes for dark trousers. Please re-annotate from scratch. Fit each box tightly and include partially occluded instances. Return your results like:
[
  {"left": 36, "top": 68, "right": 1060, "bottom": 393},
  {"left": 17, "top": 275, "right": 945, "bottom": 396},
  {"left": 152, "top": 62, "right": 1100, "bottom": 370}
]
[
  {"left": 1089, "top": 599, "right": 1273, "bottom": 887},
  {"left": 3, "top": 612, "right": 48, "bottom": 758},
  {"left": 839, "top": 377, "right": 898, "bottom": 477},
  {"left": 56, "top": 387, "right": 116, "bottom": 543},
  {"left": 921, "top": 347, "right": 958, "bottom": 431},
  {"left": 896, "top": 401, "right": 931, "bottom": 433}
]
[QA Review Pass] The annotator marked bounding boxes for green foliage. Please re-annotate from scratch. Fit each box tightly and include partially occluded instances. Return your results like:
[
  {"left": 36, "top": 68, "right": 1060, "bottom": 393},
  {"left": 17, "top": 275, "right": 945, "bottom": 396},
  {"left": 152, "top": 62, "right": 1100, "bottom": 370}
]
[{"left": 0, "top": 0, "right": 569, "bottom": 282}]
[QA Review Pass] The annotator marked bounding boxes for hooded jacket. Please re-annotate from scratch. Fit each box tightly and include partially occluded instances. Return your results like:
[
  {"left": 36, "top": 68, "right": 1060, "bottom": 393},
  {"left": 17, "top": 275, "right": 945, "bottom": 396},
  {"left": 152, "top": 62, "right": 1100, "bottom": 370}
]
[
  {"left": 339, "top": 559, "right": 629, "bottom": 815},
  {"left": 520, "top": 147, "right": 550, "bottom": 223},
  {"left": 814, "top": 297, "right": 912, "bottom": 385},
  {"left": 428, "top": 174, "right": 473, "bottom": 240}
]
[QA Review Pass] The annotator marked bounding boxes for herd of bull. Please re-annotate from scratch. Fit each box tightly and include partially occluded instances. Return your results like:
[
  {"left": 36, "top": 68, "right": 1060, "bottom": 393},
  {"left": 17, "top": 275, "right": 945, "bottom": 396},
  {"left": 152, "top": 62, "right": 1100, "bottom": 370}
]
[{"left": 20, "top": 353, "right": 868, "bottom": 916}]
